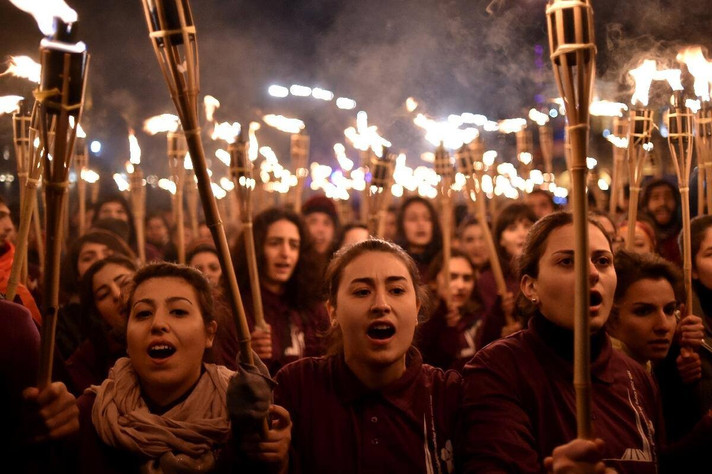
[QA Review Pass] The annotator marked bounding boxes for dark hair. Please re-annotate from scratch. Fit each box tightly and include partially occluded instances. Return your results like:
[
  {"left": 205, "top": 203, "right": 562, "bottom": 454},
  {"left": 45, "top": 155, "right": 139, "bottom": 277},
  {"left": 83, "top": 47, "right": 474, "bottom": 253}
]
[
  {"left": 588, "top": 209, "right": 616, "bottom": 240},
  {"left": 610, "top": 249, "right": 683, "bottom": 326},
  {"left": 187, "top": 241, "right": 219, "bottom": 265},
  {"left": 60, "top": 229, "right": 136, "bottom": 301},
  {"left": 128, "top": 262, "right": 216, "bottom": 326},
  {"left": 231, "top": 207, "right": 321, "bottom": 310},
  {"left": 424, "top": 248, "right": 482, "bottom": 315},
  {"left": 526, "top": 189, "right": 557, "bottom": 208},
  {"left": 492, "top": 203, "right": 537, "bottom": 277},
  {"left": 689, "top": 214, "right": 712, "bottom": 272},
  {"left": 323, "top": 239, "right": 430, "bottom": 355},
  {"left": 79, "top": 255, "right": 139, "bottom": 342},
  {"left": 394, "top": 196, "right": 444, "bottom": 264},
  {"left": 337, "top": 221, "right": 369, "bottom": 248},
  {"left": 640, "top": 178, "right": 681, "bottom": 228},
  {"left": 516, "top": 211, "right": 612, "bottom": 318},
  {"left": 457, "top": 215, "right": 483, "bottom": 239},
  {"left": 92, "top": 194, "right": 136, "bottom": 247}
]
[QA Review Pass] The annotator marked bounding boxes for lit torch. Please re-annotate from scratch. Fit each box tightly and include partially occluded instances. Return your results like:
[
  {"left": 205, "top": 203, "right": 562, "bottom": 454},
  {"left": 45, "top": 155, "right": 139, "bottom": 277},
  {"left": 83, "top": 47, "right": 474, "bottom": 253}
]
[
  {"left": 127, "top": 130, "right": 146, "bottom": 263},
  {"left": 433, "top": 143, "right": 454, "bottom": 308},
  {"left": 546, "top": 0, "right": 596, "bottom": 438},
  {"left": 589, "top": 100, "right": 628, "bottom": 213},
  {"left": 74, "top": 123, "right": 88, "bottom": 236},
  {"left": 140, "top": 0, "right": 256, "bottom": 370},
  {"left": 367, "top": 150, "right": 395, "bottom": 237},
  {"left": 529, "top": 108, "right": 554, "bottom": 180}
]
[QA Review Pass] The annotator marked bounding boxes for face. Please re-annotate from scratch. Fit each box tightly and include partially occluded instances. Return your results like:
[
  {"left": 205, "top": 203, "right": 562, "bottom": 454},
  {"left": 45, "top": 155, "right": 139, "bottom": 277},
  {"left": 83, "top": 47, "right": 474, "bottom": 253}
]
[
  {"left": 127, "top": 277, "right": 216, "bottom": 404},
  {"left": 645, "top": 185, "right": 675, "bottom": 227},
  {"left": 262, "top": 219, "right": 300, "bottom": 291},
  {"left": 304, "top": 212, "right": 335, "bottom": 254},
  {"left": 619, "top": 224, "right": 655, "bottom": 255},
  {"left": 341, "top": 227, "right": 370, "bottom": 249},
  {"left": 98, "top": 201, "right": 129, "bottom": 222},
  {"left": 402, "top": 202, "right": 433, "bottom": 250},
  {"left": 77, "top": 242, "right": 114, "bottom": 279},
  {"left": 500, "top": 218, "right": 533, "bottom": 259},
  {"left": 92, "top": 263, "right": 134, "bottom": 332},
  {"left": 329, "top": 251, "right": 420, "bottom": 376},
  {"left": 0, "top": 203, "right": 14, "bottom": 246},
  {"left": 521, "top": 223, "right": 616, "bottom": 332},
  {"left": 609, "top": 278, "right": 677, "bottom": 364},
  {"left": 526, "top": 193, "right": 555, "bottom": 219},
  {"left": 190, "top": 251, "right": 221, "bottom": 286},
  {"left": 146, "top": 217, "right": 169, "bottom": 245},
  {"left": 693, "top": 227, "right": 712, "bottom": 289},
  {"left": 436, "top": 256, "right": 475, "bottom": 309},
  {"left": 460, "top": 224, "right": 489, "bottom": 267},
  {"left": 383, "top": 211, "right": 397, "bottom": 241}
]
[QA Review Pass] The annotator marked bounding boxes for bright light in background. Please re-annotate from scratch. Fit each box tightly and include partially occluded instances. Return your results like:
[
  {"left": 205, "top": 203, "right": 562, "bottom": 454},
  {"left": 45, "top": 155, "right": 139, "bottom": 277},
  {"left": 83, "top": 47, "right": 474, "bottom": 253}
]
[
  {"left": 312, "top": 87, "right": 334, "bottom": 101},
  {"left": 268, "top": 85, "right": 289, "bottom": 98},
  {"left": 90, "top": 140, "right": 102, "bottom": 154},
  {"left": 290, "top": 84, "right": 312, "bottom": 97},
  {"left": 586, "top": 157, "right": 597, "bottom": 170},
  {"left": 336, "top": 97, "right": 357, "bottom": 110}
]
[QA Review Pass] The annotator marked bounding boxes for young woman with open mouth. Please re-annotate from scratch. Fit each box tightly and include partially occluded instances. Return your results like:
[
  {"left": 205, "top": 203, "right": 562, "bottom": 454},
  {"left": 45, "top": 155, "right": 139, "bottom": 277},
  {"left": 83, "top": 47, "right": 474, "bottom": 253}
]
[
  {"left": 274, "top": 239, "right": 461, "bottom": 473},
  {"left": 458, "top": 211, "right": 664, "bottom": 473},
  {"left": 75, "top": 263, "right": 290, "bottom": 473}
]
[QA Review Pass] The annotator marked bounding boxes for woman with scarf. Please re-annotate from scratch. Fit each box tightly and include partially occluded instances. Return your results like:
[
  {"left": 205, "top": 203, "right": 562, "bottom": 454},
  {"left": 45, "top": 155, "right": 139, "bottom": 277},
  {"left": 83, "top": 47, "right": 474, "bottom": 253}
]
[{"left": 76, "top": 263, "right": 290, "bottom": 473}]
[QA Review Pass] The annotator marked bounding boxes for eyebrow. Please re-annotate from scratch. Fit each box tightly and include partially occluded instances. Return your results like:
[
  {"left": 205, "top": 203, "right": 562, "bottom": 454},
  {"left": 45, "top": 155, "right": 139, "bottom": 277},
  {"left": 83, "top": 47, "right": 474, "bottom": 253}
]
[
  {"left": 132, "top": 296, "right": 193, "bottom": 308},
  {"left": 349, "top": 276, "right": 408, "bottom": 285}
]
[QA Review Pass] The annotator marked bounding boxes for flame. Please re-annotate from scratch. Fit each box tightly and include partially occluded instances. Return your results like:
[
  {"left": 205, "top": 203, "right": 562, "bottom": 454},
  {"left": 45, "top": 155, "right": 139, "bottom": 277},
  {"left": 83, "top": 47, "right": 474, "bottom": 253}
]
[
  {"left": 76, "top": 123, "right": 86, "bottom": 138},
  {"left": 268, "top": 85, "right": 289, "bottom": 98},
  {"left": 158, "top": 178, "right": 176, "bottom": 195},
  {"left": 336, "top": 97, "right": 356, "bottom": 110},
  {"left": 686, "top": 99, "right": 702, "bottom": 113},
  {"left": 589, "top": 100, "right": 628, "bottom": 117},
  {"left": 498, "top": 118, "right": 527, "bottom": 134},
  {"left": 211, "top": 121, "right": 241, "bottom": 143},
  {"left": 654, "top": 68, "right": 683, "bottom": 91},
  {"left": 406, "top": 97, "right": 419, "bottom": 112},
  {"left": 113, "top": 173, "right": 129, "bottom": 192},
  {"left": 333, "top": 143, "right": 354, "bottom": 171},
  {"left": 128, "top": 130, "right": 141, "bottom": 165},
  {"left": 677, "top": 46, "right": 712, "bottom": 101},
  {"left": 215, "top": 149, "right": 231, "bottom": 166},
  {"left": 143, "top": 114, "right": 180, "bottom": 134},
  {"left": 10, "top": 0, "right": 77, "bottom": 36},
  {"left": 1, "top": 56, "right": 40, "bottom": 83},
  {"left": 0, "top": 95, "right": 23, "bottom": 115},
  {"left": 211, "top": 182, "right": 227, "bottom": 199},
  {"left": 219, "top": 177, "right": 234, "bottom": 191},
  {"left": 263, "top": 114, "right": 305, "bottom": 134},
  {"left": 80, "top": 168, "right": 99, "bottom": 183},
  {"left": 203, "top": 95, "right": 220, "bottom": 122},
  {"left": 528, "top": 108, "right": 550, "bottom": 126},
  {"left": 586, "top": 157, "right": 597, "bottom": 170},
  {"left": 413, "top": 113, "right": 479, "bottom": 149},
  {"left": 184, "top": 154, "right": 193, "bottom": 170},
  {"left": 344, "top": 111, "right": 391, "bottom": 157},
  {"left": 606, "top": 134, "right": 629, "bottom": 149},
  {"left": 629, "top": 60, "right": 657, "bottom": 106},
  {"left": 248, "top": 122, "right": 261, "bottom": 161}
]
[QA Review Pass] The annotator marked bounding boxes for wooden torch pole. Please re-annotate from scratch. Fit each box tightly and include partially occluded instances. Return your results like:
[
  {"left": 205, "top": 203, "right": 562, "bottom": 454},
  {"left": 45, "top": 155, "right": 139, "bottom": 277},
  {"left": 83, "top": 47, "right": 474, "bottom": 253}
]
[
  {"left": 625, "top": 109, "right": 655, "bottom": 249},
  {"left": 434, "top": 143, "right": 453, "bottom": 308},
  {"left": 167, "top": 131, "right": 187, "bottom": 263}
]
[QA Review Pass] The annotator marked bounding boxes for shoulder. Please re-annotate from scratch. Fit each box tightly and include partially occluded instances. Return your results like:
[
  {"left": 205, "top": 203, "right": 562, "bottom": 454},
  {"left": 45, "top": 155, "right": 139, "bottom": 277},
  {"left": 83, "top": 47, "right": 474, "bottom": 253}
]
[{"left": 275, "top": 356, "right": 331, "bottom": 384}]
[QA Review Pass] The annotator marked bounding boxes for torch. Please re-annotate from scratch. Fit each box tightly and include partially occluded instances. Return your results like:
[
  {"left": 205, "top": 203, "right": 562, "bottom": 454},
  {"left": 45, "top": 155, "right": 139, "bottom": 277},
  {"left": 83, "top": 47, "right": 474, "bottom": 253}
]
[
  {"left": 167, "top": 130, "right": 187, "bottom": 263},
  {"left": 434, "top": 143, "right": 454, "bottom": 308},
  {"left": 74, "top": 126, "right": 88, "bottom": 236},
  {"left": 140, "top": 0, "right": 254, "bottom": 364},
  {"left": 184, "top": 156, "right": 199, "bottom": 238},
  {"left": 546, "top": 0, "right": 596, "bottom": 438},
  {"left": 367, "top": 150, "right": 395, "bottom": 238},
  {"left": 667, "top": 95, "right": 695, "bottom": 313},
  {"left": 608, "top": 116, "right": 629, "bottom": 215},
  {"left": 457, "top": 138, "right": 515, "bottom": 326},
  {"left": 229, "top": 134, "right": 267, "bottom": 331},
  {"left": 515, "top": 127, "right": 534, "bottom": 180},
  {"left": 625, "top": 110, "right": 655, "bottom": 249},
  {"left": 697, "top": 106, "right": 712, "bottom": 214},
  {"left": 35, "top": 18, "right": 89, "bottom": 388},
  {"left": 127, "top": 131, "right": 146, "bottom": 263},
  {"left": 291, "top": 132, "right": 310, "bottom": 213}
]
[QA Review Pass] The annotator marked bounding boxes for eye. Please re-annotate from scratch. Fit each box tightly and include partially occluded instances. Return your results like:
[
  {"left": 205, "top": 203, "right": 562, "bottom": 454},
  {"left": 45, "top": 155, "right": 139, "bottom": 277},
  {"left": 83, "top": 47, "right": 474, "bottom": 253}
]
[
  {"left": 133, "top": 310, "right": 152, "bottom": 320},
  {"left": 632, "top": 305, "right": 653, "bottom": 316},
  {"left": 557, "top": 256, "right": 574, "bottom": 267},
  {"left": 663, "top": 303, "right": 677, "bottom": 316},
  {"left": 595, "top": 255, "right": 612, "bottom": 267},
  {"left": 95, "top": 289, "right": 109, "bottom": 301},
  {"left": 170, "top": 308, "right": 190, "bottom": 317},
  {"left": 352, "top": 288, "right": 370, "bottom": 297},
  {"left": 389, "top": 286, "right": 406, "bottom": 295}
]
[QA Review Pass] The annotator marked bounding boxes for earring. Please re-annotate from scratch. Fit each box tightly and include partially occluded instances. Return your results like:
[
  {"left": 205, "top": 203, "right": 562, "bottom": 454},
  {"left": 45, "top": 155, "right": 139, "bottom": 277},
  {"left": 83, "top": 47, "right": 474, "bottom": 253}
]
[{"left": 531, "top": 297, "right": 538, "bottom": 304}]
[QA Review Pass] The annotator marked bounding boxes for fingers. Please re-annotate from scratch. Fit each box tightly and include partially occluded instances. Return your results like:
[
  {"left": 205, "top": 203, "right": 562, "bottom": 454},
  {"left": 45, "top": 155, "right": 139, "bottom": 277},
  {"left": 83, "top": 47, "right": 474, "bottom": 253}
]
[{"left": 269, "top": 404, "right": 292, "bottom": 430}]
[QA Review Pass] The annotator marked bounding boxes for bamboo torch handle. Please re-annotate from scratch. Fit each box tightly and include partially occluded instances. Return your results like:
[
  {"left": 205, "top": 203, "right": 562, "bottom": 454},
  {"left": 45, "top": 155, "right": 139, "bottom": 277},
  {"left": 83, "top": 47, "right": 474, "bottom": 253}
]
[
  {"left": 243, "top": 221, "right": 266, "bottom": 330},
  {"left": 680, "top": 187, "right": 693, "bottom": 313},
  {"left": 175, "top": 186, "right": 186, "bottom": 264},
  {"left": 440, "top": 189, "right": 452, "bottom": 309},
  {"left": 5, "top": 178, "right": 40, "bottom": 301}
]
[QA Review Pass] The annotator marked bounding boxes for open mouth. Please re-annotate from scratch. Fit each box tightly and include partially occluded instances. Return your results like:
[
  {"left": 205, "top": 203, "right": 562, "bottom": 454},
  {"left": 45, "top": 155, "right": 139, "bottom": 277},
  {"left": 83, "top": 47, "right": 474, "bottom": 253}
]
[
  {"left": 367, "top": 322, "right": 396, "bottom": 340},
  {"left": 589, "top": 291, "right": 602, "bottom": 307},
  {"left": 148, "top": 343, "right": 176, "bottom": 360}
]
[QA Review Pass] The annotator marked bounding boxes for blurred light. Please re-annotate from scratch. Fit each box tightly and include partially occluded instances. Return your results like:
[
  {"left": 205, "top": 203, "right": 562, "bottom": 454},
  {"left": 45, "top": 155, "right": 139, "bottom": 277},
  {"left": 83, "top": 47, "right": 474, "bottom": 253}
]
[
  {"left": 290, "top": 84, "right": 312, "bottom": 97},
  {"left": 336, "top": 97, "right": 357, "bottom": 110},
  {"left": 312, "top": 87, "right": 334, "bottom": 101},
  {"left": 90, "top": 140, "right": 102, "bottom": 154},
  {"left": 549, "top": 109, "right": 559, "bottom": 118},
  {"left": 268, "top": 85, "right": 289, "bottom": 98}
]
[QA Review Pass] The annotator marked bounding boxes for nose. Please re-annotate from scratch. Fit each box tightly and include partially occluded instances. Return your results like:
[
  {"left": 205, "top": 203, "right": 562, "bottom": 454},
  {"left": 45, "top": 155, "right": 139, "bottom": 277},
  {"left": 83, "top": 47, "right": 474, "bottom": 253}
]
[
  {"left": 110, "top": 283, "right": 122, "bottom": 301},
  {"left": 150, "top": 308, "right": 170, "bottom": 333},
  {"left": 370, "top": 287, "right": 391, "bottom": 315},
  {"left": 653, "top": 310, "right": 674, "bottom": 334},
  {"left": 588, "top": 258, "right": 600, "bottom": 284}
]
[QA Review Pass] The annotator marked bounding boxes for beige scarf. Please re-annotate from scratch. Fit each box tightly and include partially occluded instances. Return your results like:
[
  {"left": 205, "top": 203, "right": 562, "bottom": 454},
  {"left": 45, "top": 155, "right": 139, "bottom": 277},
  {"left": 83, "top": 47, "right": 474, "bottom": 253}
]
[{"left": 90, "top": 357, "right": 234, "bottom": 473}]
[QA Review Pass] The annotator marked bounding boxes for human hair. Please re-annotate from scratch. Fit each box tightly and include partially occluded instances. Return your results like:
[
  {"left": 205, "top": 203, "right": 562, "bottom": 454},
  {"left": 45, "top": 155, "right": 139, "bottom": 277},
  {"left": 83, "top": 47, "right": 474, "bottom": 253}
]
[
  {"left": 394, "top": 195, "right": 443, "bottom": 263},
  {"left": 516, "top": 211, "right": 612, "bottom": 318},
  {"left": 492, "top": 203, "right": 537, "bottom": 276},
  {"left": 187, "top": 241, "right": 219, "bottom": 265},
  {"left": 92, "top": 194, "right": 137, "bottom": 247},
  {"left": 79, "top": 255, "right": 139, "bottom": 342},
  {"left": 588, "top": 209, "right": 616, "bottom": 239},
  {"left": 424, "top": 248, "right": 482, "bottom": 315},
  {"left": 608, "top": 249, "right": 683, "bottom": 324},
  {"left": 527, "top": 189, "right": 557, "bottom": 207},
  {"left": 337, "top": 221, "right": 369, "bottom": 248},
  {"left": 323, "top": 239, "right": 430, "bottom": 355},
  {"left": 231, "top": 207, "right": 321, "bottom": 310},
  {"left": 640, "top": 178, "right": 681, "bottom": 227},
  {"left": 127, "top": 262, "right": 216, "bottom": 326},
  {"left": 60, "top": 229, "right": 137, "bottom": 301},
  {"left": 456, "top": 215, "right": 485, "bottom": 239},
  {"left": 689, "top": 214, "right": 712, "bottom": 271}
]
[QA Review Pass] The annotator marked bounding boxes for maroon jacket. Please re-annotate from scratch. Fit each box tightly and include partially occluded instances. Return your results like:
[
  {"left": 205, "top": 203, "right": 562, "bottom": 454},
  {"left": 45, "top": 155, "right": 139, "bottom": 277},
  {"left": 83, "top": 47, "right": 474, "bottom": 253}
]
[
  {"left": 458, "top": 314, "right": 660, "bottom": 474},
  {"left": 64, "top": 334, "right": 124, "bottom": 396},
  {"left": 213, "top": 286, "right": 329, "bottom": 374},
  {"left": 274, "top": 348, "right": 462, "bottom": 474}
]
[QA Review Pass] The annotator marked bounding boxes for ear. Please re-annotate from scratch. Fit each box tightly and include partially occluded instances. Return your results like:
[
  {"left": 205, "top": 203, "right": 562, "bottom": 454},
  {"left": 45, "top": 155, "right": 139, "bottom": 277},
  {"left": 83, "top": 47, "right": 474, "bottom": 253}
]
[
  {"left": 415, "top": 300, "right": 422, "bottom": 326},
  {"left": 520, "top": 275, "right": 538, "bottom": 301},
  {"left": 693, "top": 267, "right": 699, "bottom": 280},
  {"left": 204, "top": 320, "right": 218, "bottom": 349},
  {"left": 326, "top": 300, "right": 337, "bottom": 324}
]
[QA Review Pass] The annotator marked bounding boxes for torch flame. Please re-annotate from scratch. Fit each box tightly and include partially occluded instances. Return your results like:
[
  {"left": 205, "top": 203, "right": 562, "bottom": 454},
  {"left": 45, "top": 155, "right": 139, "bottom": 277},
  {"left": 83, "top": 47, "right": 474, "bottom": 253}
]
[
  {"left": 0, "top": 56, "right": 41, "bottom": 83},
  {"left": 589, "top": 100, "right": 628, "bottom": 117},
  {"left": 677, "top": 46, "right": 712, "bottom": 101},
  {"left": 211, "top": 121, "right": 241, "bottom": 143},
  {"left": 215, "top": 149, "right": 231, "bottom": 166},
  {"left": 128, "top": 130, "right": 141, "bottom": 165},
  {"left": 184, "top": 154, "right": 193, "bottom": 170},
  {"left": 333, "top": 143, "right": 354, "bottom": 171},
  {"left": 630, "top": 60, "right": 658, "bottom": 107},
  {"left": 80, "top": 168, "right": 99, "bottom": 183},
  {"left": 344, "top": 111, "right": 391, "bottom": 157},
  {"left": 203, "top": 95, "right": 220, "bottom": 122},
  {"left": 143, "top": 114, "right": 180, "bottom": 134},
  {"left": 406, "top": 97, "right": 419, "bottom": 112},
  {"left": 113, "top": 173, "right": 129, "bottom": 192},
  {"left": 158, "top": 178, "right": 177, "bottom": 195},
  {"left": 0, "top": 95, "right": 24, "bottom": 115},
  {"left": 413, "top": 113, "right": 479, "bottom": 149},
  {"left": 263, "top": 114, "right": 305, "bottom": 134},
  {"left": 248, "top": 122, "right": 260, "bottom": 162},
  {"left": 498, "top": 118, "right": 527, "bottom": 134},
  {"left": 654, "top": 68, "right": 683, "bottom": 92},
  {"left": 528, "top": 108, "right": 550, "bottom": 126},
  {"left": 76, "top": 123, "right": 86, "bottom": 138},
  {"left": 10, "top": 0, "right": 77, "bottom": 36}
]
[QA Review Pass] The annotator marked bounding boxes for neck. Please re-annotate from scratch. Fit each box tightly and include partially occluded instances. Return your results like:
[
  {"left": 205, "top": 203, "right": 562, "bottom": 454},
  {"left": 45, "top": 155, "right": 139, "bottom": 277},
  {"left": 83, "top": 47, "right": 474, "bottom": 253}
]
[
  {"left": 409, "top": 244, "right": 426, "bottom": 255},
  {"left": 140, "top": 366, "right": 202, "bottom": 409},
  {"left": 261, "top": 278, "right": 285, "bottom": 295},
  {"left": 345, "top": 354, "right": 407, "bottom": 390}
]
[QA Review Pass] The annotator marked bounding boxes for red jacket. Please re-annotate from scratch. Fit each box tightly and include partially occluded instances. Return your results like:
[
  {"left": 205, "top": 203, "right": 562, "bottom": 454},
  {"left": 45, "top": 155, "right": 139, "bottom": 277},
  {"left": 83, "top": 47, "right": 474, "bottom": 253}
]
[
  {"left": 458, "top": 314, "right": 659, "bottom": 473},
  {"left": 274, "top": 348, "right": 462, "bottom": 474}
]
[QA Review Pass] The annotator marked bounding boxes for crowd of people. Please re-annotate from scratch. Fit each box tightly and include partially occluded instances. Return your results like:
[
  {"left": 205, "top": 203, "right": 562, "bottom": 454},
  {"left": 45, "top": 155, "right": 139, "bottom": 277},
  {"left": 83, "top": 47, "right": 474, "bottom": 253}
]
[{"left": 1, "top": 175, "right": 712, "bottom": 473}]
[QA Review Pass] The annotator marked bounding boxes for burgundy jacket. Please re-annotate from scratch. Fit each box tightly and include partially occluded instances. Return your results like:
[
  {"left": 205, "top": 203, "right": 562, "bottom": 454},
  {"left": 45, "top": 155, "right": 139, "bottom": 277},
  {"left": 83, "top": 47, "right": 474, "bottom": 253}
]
[
  {"left": 274, "top": 348, "right": 462, "bottom": 474},
  {"left": 458, "top": 314, "right": 660, "bottom": 474}
]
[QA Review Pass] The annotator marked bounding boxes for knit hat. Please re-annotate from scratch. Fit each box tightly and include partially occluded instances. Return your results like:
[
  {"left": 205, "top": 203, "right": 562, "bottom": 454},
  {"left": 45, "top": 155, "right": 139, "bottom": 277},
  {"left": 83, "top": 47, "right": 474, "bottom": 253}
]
[{"left": 301, "top": 194, "right": 339, "bottom": 227}]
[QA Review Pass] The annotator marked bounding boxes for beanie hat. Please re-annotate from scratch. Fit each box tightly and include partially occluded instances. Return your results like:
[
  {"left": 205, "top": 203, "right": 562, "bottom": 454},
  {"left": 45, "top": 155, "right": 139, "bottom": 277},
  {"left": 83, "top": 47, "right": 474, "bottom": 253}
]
[{"left": 301, "top": 194, "right": 339, "bottom": 227}]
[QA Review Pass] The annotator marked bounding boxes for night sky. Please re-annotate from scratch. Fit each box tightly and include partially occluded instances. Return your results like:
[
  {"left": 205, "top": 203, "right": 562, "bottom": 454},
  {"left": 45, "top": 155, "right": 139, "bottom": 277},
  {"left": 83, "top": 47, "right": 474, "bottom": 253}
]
[{"left": 1, "top": 0, "right": 711, "bottom": 205}]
